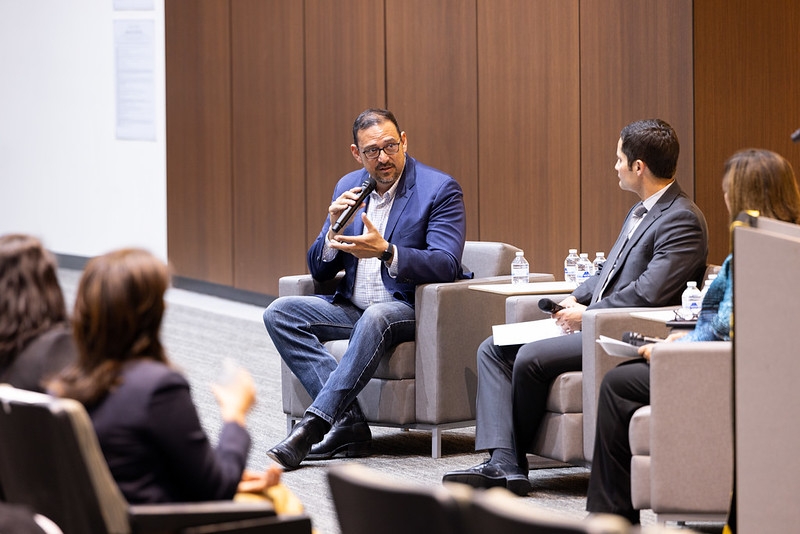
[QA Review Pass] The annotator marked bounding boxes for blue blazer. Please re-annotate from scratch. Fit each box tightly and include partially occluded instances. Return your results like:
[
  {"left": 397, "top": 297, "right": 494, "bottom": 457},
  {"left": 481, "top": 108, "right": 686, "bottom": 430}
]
[{"left": 307, "top": 155, "right": 467, "bottom": 306}]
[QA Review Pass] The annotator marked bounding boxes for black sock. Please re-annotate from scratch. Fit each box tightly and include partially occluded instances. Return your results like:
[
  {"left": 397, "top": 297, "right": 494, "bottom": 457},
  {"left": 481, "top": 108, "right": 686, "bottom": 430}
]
[{"left": 489, "top": 447, "right": 517, "bottom": 466}]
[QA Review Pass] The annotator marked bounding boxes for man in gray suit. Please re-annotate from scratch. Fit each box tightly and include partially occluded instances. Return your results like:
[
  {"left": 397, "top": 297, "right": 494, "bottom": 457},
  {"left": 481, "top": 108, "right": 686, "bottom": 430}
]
[{"left": 443, "top": 119, "right": 708, "bottom": 495}]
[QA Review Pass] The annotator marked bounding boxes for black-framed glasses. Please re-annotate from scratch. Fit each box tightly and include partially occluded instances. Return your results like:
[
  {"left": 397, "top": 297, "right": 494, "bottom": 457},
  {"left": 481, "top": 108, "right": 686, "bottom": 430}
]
[{"left": 361, "top": 142, "right": 401, "bottom": 160}]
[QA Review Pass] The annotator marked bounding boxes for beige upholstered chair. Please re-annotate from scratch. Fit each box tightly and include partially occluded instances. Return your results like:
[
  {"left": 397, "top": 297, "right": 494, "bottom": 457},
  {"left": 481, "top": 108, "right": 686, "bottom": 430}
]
[
  {"left": 279, "top": 241, "right": 557, "bottom": 458},
  {"left": 504, "top": 264, "right": 719, "bottom": 467},
  {"left": 629, "top": 342, "right": 732, "bottom": 523},
  {"left": 0, "top": 385, "right": 312, "bottom": 534},
  {"left": 733, "top": 216, "right": 800, "bottom": 532},
  {"left": 501, "top": 297, "right": 673, "bottom": 466}
]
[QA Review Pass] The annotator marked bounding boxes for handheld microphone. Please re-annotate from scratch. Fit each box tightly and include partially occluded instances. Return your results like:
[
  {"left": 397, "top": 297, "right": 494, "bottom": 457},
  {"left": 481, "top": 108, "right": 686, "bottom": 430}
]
[
  {"left": 538, "top": 298, "right": 565, "bottom": 314},
  {"left": 621, "top": 331, "right": 664, "bottom": 347},
  {"left": 331, "top": 178, "right": 377, "bottom": 232}
]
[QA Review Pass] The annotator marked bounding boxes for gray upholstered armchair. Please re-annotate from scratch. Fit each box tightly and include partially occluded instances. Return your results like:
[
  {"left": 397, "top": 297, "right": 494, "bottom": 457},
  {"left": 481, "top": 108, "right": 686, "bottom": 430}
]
[
  {"left": 502, "top": 298, "right": 675, "bottom": 466},
  {"left": 630, "top": 341, "right": 733, "bottom": 524},
  {"left": 278, "top": 241, "right": 556, "bottom": 458}
]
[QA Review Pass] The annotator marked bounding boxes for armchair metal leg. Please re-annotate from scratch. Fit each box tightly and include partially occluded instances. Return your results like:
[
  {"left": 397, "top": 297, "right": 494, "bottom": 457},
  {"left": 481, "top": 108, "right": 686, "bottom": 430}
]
[
  {"left": 286, "top": 415, "right": 296, "bottom": 436},
  {"left": 431, "top": 428, "right": 442, "bottom": 459}
]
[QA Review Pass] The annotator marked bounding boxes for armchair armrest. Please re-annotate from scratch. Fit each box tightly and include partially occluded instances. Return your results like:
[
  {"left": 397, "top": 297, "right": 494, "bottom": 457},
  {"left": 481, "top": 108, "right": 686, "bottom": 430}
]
[
  {"left": 413, "top": 274, "right": 554, "bottom": 424},
  {"left": 504, "top": 294, "right": 575, "bottom": 323},
  {"left": 278, "top": 273, "right": 343, "bottom": 297},
  {"left": 649, "top": 341, "right": 733, "bottom": 514},
  {"left": 581, "top": 306, "right": 674, "bottom": 461}
]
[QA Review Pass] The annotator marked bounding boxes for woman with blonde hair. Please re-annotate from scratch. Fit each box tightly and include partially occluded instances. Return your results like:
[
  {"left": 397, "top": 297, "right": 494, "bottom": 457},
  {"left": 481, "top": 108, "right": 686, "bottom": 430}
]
[
  {"left": 49, "top": 248, "right": 287, "bottom": 505},
  {"left": 0, "top": 233, "right": 76, "bottom": 391}
]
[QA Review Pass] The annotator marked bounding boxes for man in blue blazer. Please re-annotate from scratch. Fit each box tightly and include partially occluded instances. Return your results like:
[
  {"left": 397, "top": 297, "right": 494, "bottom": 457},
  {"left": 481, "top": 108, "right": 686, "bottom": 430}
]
[
  {"left": 264, "top": 109, "right": 467, "bottom": 469},
  {"left": 444, "top": 119, "right": 708, "bottom": 495}
]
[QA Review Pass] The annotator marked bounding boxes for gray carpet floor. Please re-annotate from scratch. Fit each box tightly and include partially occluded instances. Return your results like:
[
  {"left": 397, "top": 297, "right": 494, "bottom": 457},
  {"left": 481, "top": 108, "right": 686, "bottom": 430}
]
[{"left": 57, "top": 269, "right": 722, "bottom": 534}]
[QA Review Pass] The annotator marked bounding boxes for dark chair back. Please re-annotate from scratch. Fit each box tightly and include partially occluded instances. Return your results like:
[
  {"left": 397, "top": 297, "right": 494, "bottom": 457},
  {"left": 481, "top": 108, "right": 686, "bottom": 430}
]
[
  {"left": 328, "top": 463, "right": 466, "bottom": 534},
  {"left": 0, "top": 385, "right": 128, "bottom": 534}
]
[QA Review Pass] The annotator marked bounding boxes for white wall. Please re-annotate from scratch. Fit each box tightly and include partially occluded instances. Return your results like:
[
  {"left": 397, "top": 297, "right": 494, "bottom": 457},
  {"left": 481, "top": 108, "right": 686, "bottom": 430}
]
[{"left": 0, "top": 1, "right": 167, "bottom": 260}]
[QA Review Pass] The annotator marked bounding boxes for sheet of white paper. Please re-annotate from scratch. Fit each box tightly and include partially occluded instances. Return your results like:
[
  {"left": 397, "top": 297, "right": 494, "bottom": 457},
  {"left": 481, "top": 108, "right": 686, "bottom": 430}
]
[
  {"left": 492, "top": 318, "right": 565, "bottom": 346},
  {"left": 114, "top": 19, "right": 156, "bottom": 141},
  {"left": 596, "top": 335, "right": 641, "bottom": 358}
]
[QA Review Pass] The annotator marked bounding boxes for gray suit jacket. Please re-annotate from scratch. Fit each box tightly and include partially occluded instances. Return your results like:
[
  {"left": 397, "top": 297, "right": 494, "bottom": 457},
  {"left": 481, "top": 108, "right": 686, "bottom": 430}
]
[{"left": 572, "top": 181, "right": 708, "bottom": 309}]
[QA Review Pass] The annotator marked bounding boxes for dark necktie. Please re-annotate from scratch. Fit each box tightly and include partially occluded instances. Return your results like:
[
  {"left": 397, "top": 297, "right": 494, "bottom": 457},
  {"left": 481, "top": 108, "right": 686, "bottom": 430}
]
[{"left": 595, "top": 203, "right": 648, "bottom": 302}]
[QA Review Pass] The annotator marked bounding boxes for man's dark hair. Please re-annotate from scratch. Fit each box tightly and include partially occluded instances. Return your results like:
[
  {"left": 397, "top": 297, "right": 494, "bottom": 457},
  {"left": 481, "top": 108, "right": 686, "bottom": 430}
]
[
  {"left": 352, "top": 109, "right": 401, "bottom": 146},
  {"left": 620, "top": 119, "right": 680, "bottom": 179}
]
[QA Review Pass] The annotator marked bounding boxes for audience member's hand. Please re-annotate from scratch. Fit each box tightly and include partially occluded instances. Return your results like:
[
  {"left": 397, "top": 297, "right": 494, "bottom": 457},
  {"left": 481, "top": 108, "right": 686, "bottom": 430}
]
[
  {"left": 554, "top": 297, "right": 586, "bottom": 334},
  {"left": 237, "top": 465, "right": 282, "bottom": 494},
  {"left": 638, "top": 331, "right": 689, "bottom": 361},
  {"left": 211, "top": 363, "right": 256, "bottom": 427}
]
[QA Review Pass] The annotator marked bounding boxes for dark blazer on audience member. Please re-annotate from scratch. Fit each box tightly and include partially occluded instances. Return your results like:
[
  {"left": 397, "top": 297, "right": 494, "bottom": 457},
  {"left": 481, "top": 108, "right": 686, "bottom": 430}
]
[
  {"left": 89, "top": 359, "right": 250, "bottom": 504},
  {"left": 0, "top": 324, "right": 77, "bottom": 393}
]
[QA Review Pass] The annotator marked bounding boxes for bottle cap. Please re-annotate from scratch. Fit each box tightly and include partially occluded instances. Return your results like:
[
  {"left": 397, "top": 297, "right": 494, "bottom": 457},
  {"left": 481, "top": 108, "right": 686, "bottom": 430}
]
[
  {"left": 687, "top": 281, "right": 697, "bottom": 287},
  {"left": 569, "top": 248, "right": 577, "bottom": 253},
  {"left": 516, "top": 251, "right": 524, "bottom": 256}
]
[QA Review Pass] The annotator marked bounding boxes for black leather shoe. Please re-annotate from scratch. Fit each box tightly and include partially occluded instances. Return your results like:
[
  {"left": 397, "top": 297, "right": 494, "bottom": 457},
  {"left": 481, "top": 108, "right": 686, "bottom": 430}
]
[
  {"left": 442, "top": 459, "right": 532, "bottom": 496},
  {"left": 267, "top": 413, "right": 330, "bottom": 470},
  {"left": 307, "top": 403, "right": 372, "bottom": 460}
]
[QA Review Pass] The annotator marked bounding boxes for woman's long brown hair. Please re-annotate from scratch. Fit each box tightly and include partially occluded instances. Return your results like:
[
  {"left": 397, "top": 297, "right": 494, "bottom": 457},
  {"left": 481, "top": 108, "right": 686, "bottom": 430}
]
[
  {"left": 0, "top": 234, "right": 67, "bottom": 370},
  {"left": 49, "top": 248, "right": 170, "bottom": 407}
]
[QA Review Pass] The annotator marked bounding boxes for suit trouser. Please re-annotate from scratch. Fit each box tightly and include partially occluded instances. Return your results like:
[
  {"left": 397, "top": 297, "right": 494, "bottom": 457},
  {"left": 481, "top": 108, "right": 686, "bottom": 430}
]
[
  {"left": 586, "top": 359, "right": 650, "bottom": 524},
  {"left": 475, "top": 332, "right": 583, "bottom": 468}
]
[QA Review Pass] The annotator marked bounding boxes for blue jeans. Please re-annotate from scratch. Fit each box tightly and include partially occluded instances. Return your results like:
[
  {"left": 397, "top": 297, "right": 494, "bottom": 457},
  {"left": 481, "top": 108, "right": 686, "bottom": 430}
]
[{"left": 263, "top": 295, "right": 415, "bottom": 425}]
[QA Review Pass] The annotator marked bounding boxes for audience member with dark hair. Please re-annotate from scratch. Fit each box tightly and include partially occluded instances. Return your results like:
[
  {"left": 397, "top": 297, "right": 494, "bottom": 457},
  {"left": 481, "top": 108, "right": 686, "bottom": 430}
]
[
  {"left": 48, "top": 248, "right": 296, "bottom": 509},
  {"left": 0, "top": 234, "right": 76, "bottom": 392},
  {"left": 586, "top": 148, "right": 800, "bottom": 524}
]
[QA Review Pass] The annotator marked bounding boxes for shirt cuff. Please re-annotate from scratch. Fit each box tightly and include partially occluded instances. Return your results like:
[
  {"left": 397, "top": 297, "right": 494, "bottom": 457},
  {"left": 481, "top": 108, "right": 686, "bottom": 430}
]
[
  {"left": 322, "top": 233, "right": 338, "bottom": 262},
  {"left": 386, "top": 245, "right": 398, "bottom": 278}
]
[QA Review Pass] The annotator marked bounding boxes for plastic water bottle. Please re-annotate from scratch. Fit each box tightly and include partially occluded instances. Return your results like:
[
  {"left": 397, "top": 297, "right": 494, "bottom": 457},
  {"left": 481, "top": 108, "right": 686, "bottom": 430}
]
[
  {"left": 592, "top": 252, "right": 606, "bottom": 274},
  {"left": 576, "top": 253, "right": 592, "bottom": 285},
  {"left": 564, "top": 249, "right": 579, "bottom": 283},
  {"left": 680, "top": 281, "right": 702, "bottom": 319},
  {"left": 511, "top": 251, "right": 529, "bottom": 285},
  {"left": 700, "top": 273, "right": 717, "bottom": 301}
]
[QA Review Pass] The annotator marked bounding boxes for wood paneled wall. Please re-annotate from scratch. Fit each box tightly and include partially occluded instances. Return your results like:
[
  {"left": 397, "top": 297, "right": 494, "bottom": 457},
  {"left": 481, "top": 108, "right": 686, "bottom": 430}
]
[
  {"left": 579, "top": 0, "right": 695, "bottom": 257},
  {"left": 694, "top": 0, "right": 800, "bottom": 265},
  {"left": 166, "top": 0, "right": 797, "bottom": 296}
]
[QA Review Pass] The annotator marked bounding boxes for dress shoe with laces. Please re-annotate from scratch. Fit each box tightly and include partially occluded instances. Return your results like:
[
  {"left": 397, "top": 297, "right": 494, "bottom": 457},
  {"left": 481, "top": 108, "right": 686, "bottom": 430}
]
[
  {"left": 267, "top": 413, "right": 330, "bottom": 470},
  {"left": 307, "top": 403, "right": 372, "bottom": 460},
  {"left": 442, "top": 459, "right": 532, "bottom": 496}
]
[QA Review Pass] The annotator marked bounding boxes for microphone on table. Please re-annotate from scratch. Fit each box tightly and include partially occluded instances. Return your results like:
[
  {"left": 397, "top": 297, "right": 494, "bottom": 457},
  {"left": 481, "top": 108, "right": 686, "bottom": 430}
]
[
  {"left": 792, "top": 128, "right": 800, "bottom": 143},
  {"left": 538, "top": 298, "right": 565, "bottom": 314},
  {"left": 622, "top": 331, "right": 664, "bottom": 347},
  {"left": 331, "top": 178, "right": 377, "bottom": 232}
]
